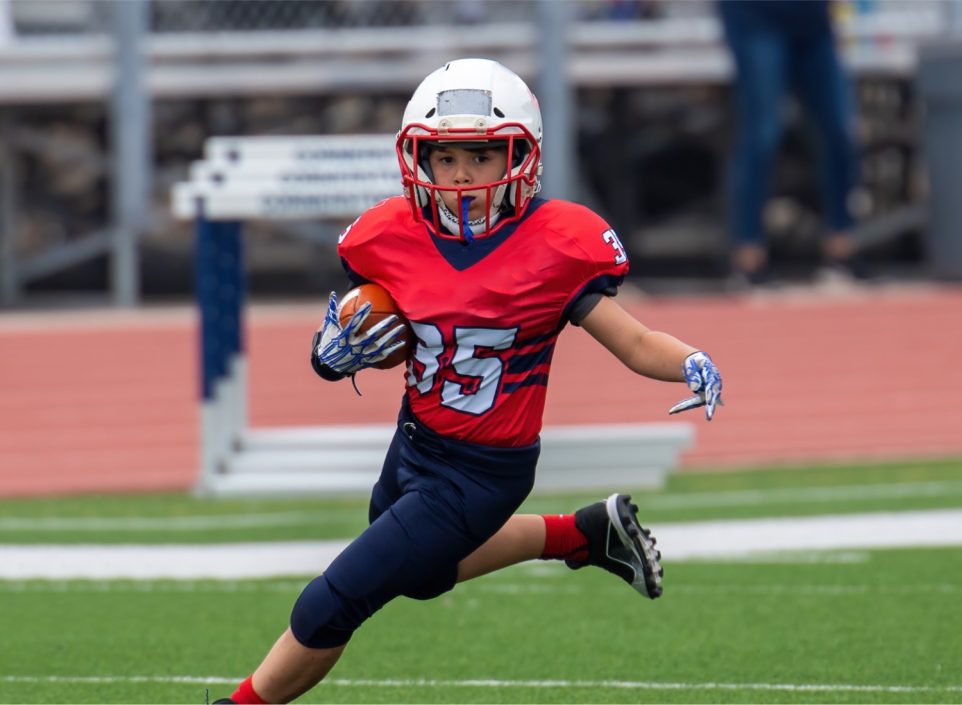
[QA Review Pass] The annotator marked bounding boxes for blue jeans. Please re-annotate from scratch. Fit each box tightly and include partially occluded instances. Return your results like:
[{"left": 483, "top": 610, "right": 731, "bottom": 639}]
[{"left": 720, "top": 0, "right": 858, "bottom": 246}]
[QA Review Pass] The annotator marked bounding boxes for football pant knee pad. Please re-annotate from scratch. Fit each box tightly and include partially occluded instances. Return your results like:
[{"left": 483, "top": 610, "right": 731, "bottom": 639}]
[
  {"left": 290, "top": 575, "right": 363, "bottom": 649},
  {"left": 401, "top": 563, "right": 458, "bottom": 601}
]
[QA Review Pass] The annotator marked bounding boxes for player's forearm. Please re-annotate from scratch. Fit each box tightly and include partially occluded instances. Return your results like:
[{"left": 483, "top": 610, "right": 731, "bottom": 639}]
[
  {"left": 580, "top": 297, "right": 697, "bottom": 381},
  {"left": 627, "top": 330, "right": 698, "bottom": 381}
]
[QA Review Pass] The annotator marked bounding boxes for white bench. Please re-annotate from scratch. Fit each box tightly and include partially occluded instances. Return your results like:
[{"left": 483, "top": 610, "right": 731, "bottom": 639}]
[
  {"left": 199, "top": 423, "right": 696, "bottom": 496},
  {"left": 172, "top": 134, "right": 695, "bottom": 497}
]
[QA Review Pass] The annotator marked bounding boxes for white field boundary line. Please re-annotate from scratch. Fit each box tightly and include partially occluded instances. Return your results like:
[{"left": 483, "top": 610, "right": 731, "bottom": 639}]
[
  {"left": 2, "top": 509, "right": 962, "bottom": 579},
  {"left": 2, "top": 674, "right": 961, "bottom": 695},
  {"left": 3, "top": 480, "right": 961, "bottom": 533}
]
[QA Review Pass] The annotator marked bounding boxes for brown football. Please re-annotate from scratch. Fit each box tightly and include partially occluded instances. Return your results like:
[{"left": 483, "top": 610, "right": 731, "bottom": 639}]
[{"left": 337, "top": 283, "right": 414, "bottom": 369}]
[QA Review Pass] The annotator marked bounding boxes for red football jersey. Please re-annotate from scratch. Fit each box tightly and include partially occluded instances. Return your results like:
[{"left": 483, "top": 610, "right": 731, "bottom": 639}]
[{"left": 338, "top": 196, "right": 630, "bottom": 447}]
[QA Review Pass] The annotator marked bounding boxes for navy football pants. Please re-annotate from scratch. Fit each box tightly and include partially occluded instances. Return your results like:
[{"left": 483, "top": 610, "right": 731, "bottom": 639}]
[{"left": 290, "top": 403, "right": 539, "bottom": 648}]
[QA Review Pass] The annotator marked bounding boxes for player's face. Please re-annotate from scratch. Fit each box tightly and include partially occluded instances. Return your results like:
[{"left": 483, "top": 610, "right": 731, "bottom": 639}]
[{"left": 428, "top": 145, "right": 509, "bottom": 220}]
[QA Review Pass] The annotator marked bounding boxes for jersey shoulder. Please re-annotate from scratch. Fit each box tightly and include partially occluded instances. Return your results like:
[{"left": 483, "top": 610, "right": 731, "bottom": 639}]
[
  {"left": 337, "top": 196, "right": 413, "bottom": 252},
  {"left": 532, "top": 199, "right": 612, "bottom": 233},
  {"left": 526, "top": 199, "right": 629, "bottom": 273},
  {"left": 337, "top": 196, "right": 419, "bottom": 283}
]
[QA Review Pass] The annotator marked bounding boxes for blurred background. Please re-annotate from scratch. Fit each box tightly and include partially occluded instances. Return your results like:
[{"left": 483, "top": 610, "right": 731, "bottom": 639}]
[{"left": 1, "top": 0, "right": 961, "bottom": 307}]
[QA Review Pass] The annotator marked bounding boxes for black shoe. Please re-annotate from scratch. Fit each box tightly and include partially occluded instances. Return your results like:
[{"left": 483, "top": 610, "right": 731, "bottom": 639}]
[
  {"left": 211, "top": 699, "right": 235, "bottom": 704},
  {"left": 566, "top": 493, "right": 663, "bottom": 599}
]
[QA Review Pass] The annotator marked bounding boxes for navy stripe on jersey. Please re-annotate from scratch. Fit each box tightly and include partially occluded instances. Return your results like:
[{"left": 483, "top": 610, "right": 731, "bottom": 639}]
[
  {"left": 506, "top": 343, "right": 555, "bottom": 374},
  {"left": 514, "top": 330, "right": 556, "bottom": 348},
  {"left": 502, "top": 373, "right": 549, "bottom": 393},
  {"left": 428, "top": 198, "right": 549, "bottom": 271}
]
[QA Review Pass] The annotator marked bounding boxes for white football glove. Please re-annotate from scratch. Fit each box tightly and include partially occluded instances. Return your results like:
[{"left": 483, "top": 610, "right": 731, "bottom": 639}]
[
  {"left": 312, "top": 291, "right": 407, "bottom": 377},
  {"left": 668, "top": 351, "right": 723, "bottom": 421}
]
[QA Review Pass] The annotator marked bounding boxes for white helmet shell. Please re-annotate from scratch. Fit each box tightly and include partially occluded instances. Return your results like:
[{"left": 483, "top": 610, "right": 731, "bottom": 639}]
[{"left": 397, "top": 58, "right": 543, "bottom": 240}]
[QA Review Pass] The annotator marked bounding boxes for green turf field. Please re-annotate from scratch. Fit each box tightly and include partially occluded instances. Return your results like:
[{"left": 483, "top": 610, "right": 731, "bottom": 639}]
[{"left": 1, "top": 458, "right": 961, "bottom": 704}]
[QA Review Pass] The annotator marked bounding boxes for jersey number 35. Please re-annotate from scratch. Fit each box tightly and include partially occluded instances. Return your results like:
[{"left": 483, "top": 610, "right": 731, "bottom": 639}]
[{"left": 406, "top": 322, "right": 518, "bottom": 416}]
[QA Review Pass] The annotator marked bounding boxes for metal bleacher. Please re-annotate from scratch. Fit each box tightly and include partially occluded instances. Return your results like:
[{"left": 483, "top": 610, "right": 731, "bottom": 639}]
[
  {"left": 0, "top": 0, "right": 955, "bottom": 307},
  {"left": 0, "top": 2, "right": 951, "bottom": 105}
]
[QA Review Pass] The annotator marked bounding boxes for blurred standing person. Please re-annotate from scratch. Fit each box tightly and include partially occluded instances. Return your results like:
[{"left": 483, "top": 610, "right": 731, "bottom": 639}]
[
  {"left": 0, "top": 0, "right": 14, "bottom": 45},
  {"left": 718, "top": 0, "right": 864, "bottom": 285}
]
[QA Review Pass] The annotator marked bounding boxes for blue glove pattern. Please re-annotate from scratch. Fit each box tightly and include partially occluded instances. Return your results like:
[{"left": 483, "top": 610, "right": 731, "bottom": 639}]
[
  {"left": 668, "top": 351, "right": 723, "bottom": 421},
  {"left": 313, "top": 291, "right": 407, "bottom": 376}
]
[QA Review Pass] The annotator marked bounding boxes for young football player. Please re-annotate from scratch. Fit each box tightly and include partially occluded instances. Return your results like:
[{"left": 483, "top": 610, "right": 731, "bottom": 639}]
[{"left": 217, "top": 58, "right": 723, "bottom": 704}]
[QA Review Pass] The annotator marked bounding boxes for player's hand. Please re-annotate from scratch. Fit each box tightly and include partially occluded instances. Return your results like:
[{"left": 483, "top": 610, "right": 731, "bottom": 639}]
[
  {"left": 311, "top": 291, "right": 407, "bottom": 377},
  {"left": 668, "top": 351, "right": 723, "bottom": 421}
]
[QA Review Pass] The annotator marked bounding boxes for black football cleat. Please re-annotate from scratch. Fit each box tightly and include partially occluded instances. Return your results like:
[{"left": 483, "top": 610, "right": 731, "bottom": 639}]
[{"left": 566, "top": 493, "right": 663, "bottom": 599}]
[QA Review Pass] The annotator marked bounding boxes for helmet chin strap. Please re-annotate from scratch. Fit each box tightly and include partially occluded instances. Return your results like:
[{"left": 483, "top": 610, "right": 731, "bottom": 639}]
[{"left": 437, "top": 196, "right": 501, "bottom": 241}]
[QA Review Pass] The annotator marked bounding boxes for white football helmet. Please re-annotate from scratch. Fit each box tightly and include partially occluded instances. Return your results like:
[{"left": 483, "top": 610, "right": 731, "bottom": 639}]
[{"left": 396, "top": 58, "right": 543, "bottom": 241}]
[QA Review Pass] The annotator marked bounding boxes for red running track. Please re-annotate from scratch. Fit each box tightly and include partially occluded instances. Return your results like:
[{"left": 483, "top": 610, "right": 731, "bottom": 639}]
[{"left": 1, "top": 284, "right": 960, "bottom": 497}]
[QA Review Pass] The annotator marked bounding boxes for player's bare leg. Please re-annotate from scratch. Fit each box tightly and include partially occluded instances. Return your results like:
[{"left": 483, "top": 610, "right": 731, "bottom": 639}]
[
  {"left": 249, "top": 629, "right": 345, "bottom": 704},
  {"left": 457, "top": 496, "right": 663, "bottom": 599},
  {"left": 457, "top": 514, "right": 546, "bottom": 581}
]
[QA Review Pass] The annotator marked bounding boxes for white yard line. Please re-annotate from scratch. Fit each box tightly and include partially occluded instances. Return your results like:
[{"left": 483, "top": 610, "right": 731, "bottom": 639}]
[
  {"left": 0, "top": 541, "right": 340, "bottom": 579},
  {"left": 2, "top": 509, "right": 962, "bottom": 580},
  {"left": 1, "top": 674, "right": 960, "bottom": 694}
]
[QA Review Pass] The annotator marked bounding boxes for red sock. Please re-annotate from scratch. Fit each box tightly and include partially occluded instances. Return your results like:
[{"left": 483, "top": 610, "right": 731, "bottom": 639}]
[
  {"left": 540, "top": 514, "right": 589, "bottom": 562},
  {"left": 231, "top": 675, "right": 267, "bottom": 705}
]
